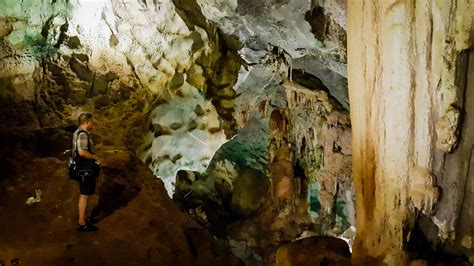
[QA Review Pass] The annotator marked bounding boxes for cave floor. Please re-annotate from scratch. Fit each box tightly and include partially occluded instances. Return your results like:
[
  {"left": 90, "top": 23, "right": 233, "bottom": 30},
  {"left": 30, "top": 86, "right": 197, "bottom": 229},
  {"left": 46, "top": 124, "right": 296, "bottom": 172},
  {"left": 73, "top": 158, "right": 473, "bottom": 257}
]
[{"left": 0, "top": 150, "right": 240, "bottom": 266}]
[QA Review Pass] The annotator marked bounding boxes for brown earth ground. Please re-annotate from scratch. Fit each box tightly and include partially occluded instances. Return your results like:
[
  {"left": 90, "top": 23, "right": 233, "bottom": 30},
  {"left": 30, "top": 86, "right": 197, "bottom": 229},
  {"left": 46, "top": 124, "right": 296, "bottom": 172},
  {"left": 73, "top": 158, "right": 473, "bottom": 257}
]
[{"left": 0, "top": 149, "right": 241, "bottom": 266}]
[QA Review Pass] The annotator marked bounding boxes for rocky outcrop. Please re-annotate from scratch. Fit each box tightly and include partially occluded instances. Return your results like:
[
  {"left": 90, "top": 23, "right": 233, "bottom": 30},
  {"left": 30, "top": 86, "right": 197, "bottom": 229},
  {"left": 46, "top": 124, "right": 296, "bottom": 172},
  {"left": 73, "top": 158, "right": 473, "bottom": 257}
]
[
  {"left": 194, "top": 0, "right": 348, "bottom": 109},
  {"left": 348, "top": 0, "right": 473, "bottom": 264},
  {"left": 0, "top": 0, "right": 241, "bottom": 194},
  {"left": 167, "top": 2, "right": 353, "bottom": 261},
  {"left": 276, "top": 236, "right": 351, "bottom": 266},
  {"left": 174, "top": 71, "right": 353, "bottom": 263}
]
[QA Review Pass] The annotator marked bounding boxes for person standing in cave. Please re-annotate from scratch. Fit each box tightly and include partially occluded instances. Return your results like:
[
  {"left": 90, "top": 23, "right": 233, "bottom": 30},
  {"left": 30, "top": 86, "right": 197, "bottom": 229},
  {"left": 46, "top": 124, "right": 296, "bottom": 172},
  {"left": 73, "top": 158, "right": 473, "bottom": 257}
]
[{"left": 72, "top": 113, "right": 103, "bottom": 232}]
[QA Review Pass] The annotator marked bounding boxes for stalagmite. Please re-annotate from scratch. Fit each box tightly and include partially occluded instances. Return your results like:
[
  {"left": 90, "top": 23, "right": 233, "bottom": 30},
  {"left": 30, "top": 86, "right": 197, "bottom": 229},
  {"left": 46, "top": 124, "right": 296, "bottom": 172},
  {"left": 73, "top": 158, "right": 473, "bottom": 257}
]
[{"left": 348, "top": 0, "right": 473, "bottom": 264}]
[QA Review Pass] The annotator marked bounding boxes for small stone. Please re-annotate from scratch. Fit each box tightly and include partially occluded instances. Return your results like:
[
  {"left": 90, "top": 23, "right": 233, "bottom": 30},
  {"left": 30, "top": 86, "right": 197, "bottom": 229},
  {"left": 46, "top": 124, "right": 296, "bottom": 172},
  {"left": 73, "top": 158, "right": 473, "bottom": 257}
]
[
  {"left": 175, "top": 89, "right": 185, "bottom": 97},
  {"left": 153, "top": 124, "right": 172, "bottom": 135},
  {"left": 208, "top": 126, "right": 221, "bottom": 134}
]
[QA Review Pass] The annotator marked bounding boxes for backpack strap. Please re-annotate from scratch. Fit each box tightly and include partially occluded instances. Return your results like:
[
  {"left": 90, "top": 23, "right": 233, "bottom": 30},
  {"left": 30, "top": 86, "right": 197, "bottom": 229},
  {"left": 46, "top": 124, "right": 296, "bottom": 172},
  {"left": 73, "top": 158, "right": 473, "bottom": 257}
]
[{"left": 74, "top": 129, "right": 92, "bottom": 159}]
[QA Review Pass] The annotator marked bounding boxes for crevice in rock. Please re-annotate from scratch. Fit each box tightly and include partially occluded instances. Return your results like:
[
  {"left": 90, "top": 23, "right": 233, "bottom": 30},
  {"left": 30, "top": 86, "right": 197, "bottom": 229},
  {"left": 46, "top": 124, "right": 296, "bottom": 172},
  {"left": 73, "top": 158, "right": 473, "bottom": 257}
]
[{"left": 305, "top": 4, "right": 327, "bottom": 43}]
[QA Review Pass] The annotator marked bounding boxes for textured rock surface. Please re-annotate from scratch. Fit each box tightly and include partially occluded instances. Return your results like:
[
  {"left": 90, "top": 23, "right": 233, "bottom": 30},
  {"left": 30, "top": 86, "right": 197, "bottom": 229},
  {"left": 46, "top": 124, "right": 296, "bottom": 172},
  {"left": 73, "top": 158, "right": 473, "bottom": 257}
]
[
  {"left": 0, "top": 0, "right": 240, "bottom": 195},
  {"left": 1, "top": 0, "right": 473, "bottom": 265},
  {"left": 174, "top": 74, "right": 353, "bottom": 263},
  {"left": 348, "top": 0, "right": 473, "bottom": 264},
  {"left": 0, "top": 150, "right": 241, "bottom": 265},
  {"left": 275, "top": 236, "right": 351, "bottom": 266},
  {"left": 196, "top": 0, "right": 349, "bottom": 109},
  {"left": 0, "top": 0, "right": 373, "bottom": 264},
  {"left": 163, "top": 2, "right": 354, "bottom": 263}
]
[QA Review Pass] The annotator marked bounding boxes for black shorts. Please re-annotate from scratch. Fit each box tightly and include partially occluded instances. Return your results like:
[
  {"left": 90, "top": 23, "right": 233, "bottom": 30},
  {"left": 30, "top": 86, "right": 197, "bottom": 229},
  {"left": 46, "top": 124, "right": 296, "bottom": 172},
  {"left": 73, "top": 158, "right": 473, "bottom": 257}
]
[{"left": 79, "top": 174, "right": 97, "bottom": 195}]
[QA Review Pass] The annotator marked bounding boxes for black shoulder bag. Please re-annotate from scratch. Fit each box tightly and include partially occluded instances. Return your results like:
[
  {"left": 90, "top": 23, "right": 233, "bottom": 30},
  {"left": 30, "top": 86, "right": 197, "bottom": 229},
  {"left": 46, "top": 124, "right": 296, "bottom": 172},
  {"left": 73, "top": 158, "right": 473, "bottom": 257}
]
[{"left": 68, "top": 130, "right": 100, "bottom": 181}]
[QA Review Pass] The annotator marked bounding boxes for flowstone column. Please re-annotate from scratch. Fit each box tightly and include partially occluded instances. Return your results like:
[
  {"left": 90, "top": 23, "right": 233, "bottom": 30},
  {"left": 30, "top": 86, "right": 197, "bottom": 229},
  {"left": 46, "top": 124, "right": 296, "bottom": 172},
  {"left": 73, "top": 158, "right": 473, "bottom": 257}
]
[{"left": 347, "top": 1, "right": 472, "bottom": 264}]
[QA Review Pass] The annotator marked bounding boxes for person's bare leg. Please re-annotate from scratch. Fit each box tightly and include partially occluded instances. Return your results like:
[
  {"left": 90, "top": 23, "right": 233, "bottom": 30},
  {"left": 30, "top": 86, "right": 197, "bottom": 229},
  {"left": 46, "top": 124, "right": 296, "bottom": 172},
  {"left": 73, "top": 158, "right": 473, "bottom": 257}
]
[{"left": 78, "top": 195, "right": 89, "bottom": 225}]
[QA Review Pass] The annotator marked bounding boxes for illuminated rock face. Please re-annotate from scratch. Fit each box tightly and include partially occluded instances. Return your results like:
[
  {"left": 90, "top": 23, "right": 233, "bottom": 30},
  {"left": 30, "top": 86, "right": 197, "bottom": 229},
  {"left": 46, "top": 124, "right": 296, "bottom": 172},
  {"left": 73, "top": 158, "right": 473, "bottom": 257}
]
[
  {"left": 197, "top": 0, "right": 349, "bottom": 109},
  {"left": 348, "top": 1, "right": 473, "bottom": 264},
  {"left": 0, "top": 0, "right": 239, "bottom": 194},
  {"left": 2, "top": 0, "right": 473, "bottom": 265},
  {"left": 169, "top": 3, "right": 353, "bottom": 262},
  {"left": 0, "top": 0, "right": 358, "bottom": 264},
  {"left": 174, "top": 73, "right": 353, "bottom": 263}
]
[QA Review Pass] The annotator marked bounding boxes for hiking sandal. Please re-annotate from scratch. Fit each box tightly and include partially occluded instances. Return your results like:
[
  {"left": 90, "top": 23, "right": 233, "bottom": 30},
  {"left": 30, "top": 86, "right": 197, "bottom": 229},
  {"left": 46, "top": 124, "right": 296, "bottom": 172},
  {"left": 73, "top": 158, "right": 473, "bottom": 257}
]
[{"left": 85, "top": 216, "right": 99, "bottom": 224}]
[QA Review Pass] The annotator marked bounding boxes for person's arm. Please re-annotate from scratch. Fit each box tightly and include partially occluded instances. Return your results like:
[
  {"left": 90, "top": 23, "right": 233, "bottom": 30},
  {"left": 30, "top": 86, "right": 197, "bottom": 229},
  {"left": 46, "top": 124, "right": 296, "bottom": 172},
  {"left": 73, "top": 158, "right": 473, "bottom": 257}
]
[
  {"left": 77, "top": 132, "right": 103, "bottom": 164},
  {"left": 78, "top": 149, "right": 101, "bottom": 162}
]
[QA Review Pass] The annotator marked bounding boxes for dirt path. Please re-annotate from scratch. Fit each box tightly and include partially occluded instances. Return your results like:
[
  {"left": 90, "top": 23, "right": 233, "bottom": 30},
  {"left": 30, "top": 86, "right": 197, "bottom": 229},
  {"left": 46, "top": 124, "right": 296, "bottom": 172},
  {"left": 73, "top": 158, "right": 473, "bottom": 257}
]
[{"left": 0, "top": 150, "right": 241, "bottom": 266}]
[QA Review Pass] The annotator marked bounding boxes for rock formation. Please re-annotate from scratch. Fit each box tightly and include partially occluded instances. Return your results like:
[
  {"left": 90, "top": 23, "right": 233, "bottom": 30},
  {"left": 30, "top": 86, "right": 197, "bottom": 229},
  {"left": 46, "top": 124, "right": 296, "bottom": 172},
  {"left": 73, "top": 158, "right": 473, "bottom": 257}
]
[
  {"left": 0, "top": 0, "right": 240, "bottom": 194},
  {"left": 348, "top": 0, "right": 473, "bottom": 264},
  {"left": 0, "top": 0, "right": 473, "bottom": 265}
]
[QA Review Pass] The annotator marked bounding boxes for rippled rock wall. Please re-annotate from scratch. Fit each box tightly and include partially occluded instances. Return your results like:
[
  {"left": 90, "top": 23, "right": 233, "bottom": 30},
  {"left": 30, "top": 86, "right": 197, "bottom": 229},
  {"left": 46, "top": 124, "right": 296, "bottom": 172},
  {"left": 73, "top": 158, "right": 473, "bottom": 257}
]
[{"left": 0, "top": 0, "right": 240, "bottom": 193}]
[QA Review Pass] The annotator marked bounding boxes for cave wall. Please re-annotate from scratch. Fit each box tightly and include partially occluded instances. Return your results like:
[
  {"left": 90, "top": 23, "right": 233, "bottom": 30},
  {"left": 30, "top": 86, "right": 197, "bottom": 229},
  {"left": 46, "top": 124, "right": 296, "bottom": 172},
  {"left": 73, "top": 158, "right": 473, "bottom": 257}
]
[
  {"left": 174, "top": 76, "right": 353, "bottom": 264},
  {"left": 166, "top": 0, "right": 353, "bottom": 264},
  {"left": 3, "top": 0, "right": 351, "bottom": 264},
  {"left": 347, "top": 0, "right": 473, "bottom": 264},
  {"left": 2, "top": 0, "right": 473, "bottom": 265},
  {"left": 0, "top": 0, "right": 240, "bottom": 192},
  {"left": 173, "top": 22, "right": 352, "bottom": 263}
]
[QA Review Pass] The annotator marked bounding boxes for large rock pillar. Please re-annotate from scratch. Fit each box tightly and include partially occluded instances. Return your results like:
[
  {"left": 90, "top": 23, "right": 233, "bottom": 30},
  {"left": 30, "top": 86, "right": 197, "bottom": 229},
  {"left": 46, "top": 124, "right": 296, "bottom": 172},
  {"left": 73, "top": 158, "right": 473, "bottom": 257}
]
[{"left": 347, "top": 1, "right": 472, "bottom": 264}]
